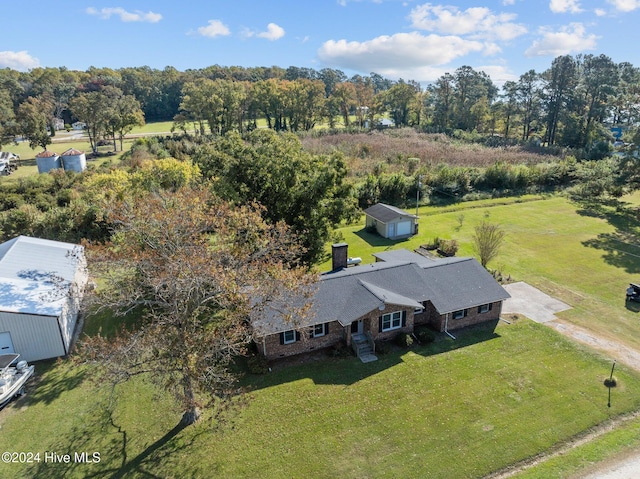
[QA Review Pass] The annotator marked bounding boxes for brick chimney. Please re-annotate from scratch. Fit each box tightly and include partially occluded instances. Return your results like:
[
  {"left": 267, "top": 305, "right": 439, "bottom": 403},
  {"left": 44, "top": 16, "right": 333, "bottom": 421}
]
[{"left": 331, "top": 243, "right": 348, "bottom": 271}]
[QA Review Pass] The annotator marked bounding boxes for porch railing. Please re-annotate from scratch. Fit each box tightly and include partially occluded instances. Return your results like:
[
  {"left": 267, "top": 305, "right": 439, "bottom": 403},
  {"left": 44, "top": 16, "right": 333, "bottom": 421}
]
[{"left": 365, "top": 331, "right": 375, "bottom": 354}]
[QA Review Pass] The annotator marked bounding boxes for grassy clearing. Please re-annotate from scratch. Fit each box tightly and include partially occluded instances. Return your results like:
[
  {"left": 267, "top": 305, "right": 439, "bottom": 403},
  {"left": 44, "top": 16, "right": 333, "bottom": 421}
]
[
  {"left": 513, "top": 413, "right": 640, "bottom": 478},
  {"left": 2, "top": 194, "right": 639, "bottom": 477},
  {"left": 1, "top": 319, "right": 638, "bottom": 478},
  {"left": 128, "top": 121, "right": 175, "bottom": 134},
  {"left": 325, "top": 194, "right": 640, "bottom": 354}
]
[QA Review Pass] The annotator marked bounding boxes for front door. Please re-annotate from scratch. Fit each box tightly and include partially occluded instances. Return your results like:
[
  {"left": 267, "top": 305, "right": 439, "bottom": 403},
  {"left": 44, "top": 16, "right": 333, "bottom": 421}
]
[{"left": 350, "top": 320, "right": 364, "bottom": 335}]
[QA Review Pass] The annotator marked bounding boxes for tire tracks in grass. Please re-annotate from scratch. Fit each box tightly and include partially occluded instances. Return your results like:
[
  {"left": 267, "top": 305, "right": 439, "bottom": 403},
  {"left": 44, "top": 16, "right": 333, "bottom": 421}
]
[
  {"left": 486, "top": 319, "right": 640, "bottom": 478},
  {"left": 484, "top": 410, "right": 640, "bottom": 479}
]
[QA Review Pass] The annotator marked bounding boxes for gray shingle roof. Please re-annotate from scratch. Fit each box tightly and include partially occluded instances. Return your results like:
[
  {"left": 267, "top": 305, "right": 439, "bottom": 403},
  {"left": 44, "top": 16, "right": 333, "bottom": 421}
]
[
  {"left": 419, "top": 257, "right": 511, "bottom": 313},
  {"left": 363, "top": 203, "right": 417, "bottom": 223},
  {"left": 252, "top": 250, "right": 510, "bottom": 336},
  {"left": 372, "top": 249, "right": 434, "bottom": 267}
]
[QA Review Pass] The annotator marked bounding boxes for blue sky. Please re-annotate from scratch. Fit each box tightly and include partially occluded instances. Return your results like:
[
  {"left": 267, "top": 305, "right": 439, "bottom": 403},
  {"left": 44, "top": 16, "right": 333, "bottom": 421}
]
[{"left": 2, "top": 0, "right": 639, "bottom": 85}]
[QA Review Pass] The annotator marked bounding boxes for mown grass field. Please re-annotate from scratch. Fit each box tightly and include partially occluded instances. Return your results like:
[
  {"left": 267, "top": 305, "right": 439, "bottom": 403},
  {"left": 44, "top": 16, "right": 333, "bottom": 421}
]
[
  {"left": 1, "top": 319, "right": 639, "bottom": 479},
  {"left": 323, "top": 194, "right": 640, "bottom": 355},
  {"left": 1, "top": 194, "right": 640, "bottom": 477}
]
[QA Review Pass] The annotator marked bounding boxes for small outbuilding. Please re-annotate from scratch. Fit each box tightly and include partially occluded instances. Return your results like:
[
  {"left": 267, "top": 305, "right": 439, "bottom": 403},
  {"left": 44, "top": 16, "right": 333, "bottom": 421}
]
[
  {"left": 364, "top": 203, "right": 418, "bottom": 240},
  {"left": 35, "top": 150, "right": 62, "bottom": 174},
  {"left": 0, "top": 236, "right": 87, "bottom": 362},
  {"left": 60, "top": 148, "right": 87, "bottom": 172}
]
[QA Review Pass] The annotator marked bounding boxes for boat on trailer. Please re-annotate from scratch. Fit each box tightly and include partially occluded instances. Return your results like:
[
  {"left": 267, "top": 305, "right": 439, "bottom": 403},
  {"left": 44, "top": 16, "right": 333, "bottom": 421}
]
[{"left": 0, "top": 353, "right": 34, "bottom": 408}]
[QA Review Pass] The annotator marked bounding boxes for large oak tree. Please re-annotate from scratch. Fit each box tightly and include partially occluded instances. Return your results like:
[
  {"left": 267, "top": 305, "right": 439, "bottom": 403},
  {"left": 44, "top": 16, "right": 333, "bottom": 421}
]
[{"left": 80, "top": 187, "right": 313, "bottom": 425}]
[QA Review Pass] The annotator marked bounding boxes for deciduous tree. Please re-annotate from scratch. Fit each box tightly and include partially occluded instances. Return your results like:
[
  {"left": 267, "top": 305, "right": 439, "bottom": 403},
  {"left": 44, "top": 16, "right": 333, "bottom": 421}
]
[
  {"left": 108, "top": 93, "right": 145, "bottom": 151},
  {"left": 473, "top": 221, "right": 506, "bottom": 268},
  {"left": 0, "top": 91, "right": 17, "bottom": 150},
  {"left": 17, "top": 96, "right": 52, "bottom": 150},
  {"left": 69, "top": 89, "right": 114, "bottom": 154},
  {"left": 80, "top": 187, "right": 313, "bottom": 426}
]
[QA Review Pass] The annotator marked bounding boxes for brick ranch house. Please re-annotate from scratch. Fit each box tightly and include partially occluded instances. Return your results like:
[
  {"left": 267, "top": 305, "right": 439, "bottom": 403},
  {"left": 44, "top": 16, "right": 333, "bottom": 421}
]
[{"left": 252, "top": 244, "right": 510, "bottom": 361}]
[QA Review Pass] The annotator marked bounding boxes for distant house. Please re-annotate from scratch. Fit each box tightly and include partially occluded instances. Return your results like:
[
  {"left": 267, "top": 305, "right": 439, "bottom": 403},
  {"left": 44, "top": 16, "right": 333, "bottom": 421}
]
[
  {"left": 0, "top": 236, "right": 87, "bottom": 362},
  {"left": 72, "top": 121, "right": 86, "bottom": 130},
  {"left": 364, "top": 203, "right": 418, "bottom": 240},
  {"left": 377, "top": 118, "right": 395, "bottom": 128},
  {"left": 252, "top": 244, "right": 510, "bottom": 361},
  {"left": 53, "top": 118, "right": 65, "bottom": 131}
]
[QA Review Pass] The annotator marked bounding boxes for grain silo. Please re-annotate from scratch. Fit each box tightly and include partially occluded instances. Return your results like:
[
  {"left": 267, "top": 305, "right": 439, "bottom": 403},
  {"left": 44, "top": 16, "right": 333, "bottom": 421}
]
[
  {"left": 60, "top": 148, "right": 86, "bottom": 172},
  {"left": 35, "top": 150, "right": 62, "bottom": 174}
]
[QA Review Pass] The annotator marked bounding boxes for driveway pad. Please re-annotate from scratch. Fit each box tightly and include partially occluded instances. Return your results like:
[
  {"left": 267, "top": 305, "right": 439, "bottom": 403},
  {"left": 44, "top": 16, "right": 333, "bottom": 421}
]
[{"left": 502, "top": 281, "right": 571, "bottom": 323}]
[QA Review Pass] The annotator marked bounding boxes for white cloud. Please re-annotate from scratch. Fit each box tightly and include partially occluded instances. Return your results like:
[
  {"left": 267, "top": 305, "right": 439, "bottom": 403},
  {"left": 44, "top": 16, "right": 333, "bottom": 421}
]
[
  {"left": 0, "top": 50, "right": 40, "bottom": 71},
  {"left": 318, "top": 32, "right": 484, "bottom": 80},
  {"left": 409, "top": 4, "right": 527, "bottom": 41},
  {"left": 595, "top": 8, "right": 607, "bottom": 15},
  {"left": 257, "top": 23, "right": 286, "bottom": 41},
  {"left": 86, "top": 7, "right": 162, "bottom": 23},
  {"left": 525, "top": 23, "right": 597, "bottom": 57},
  {"left": 482, "top": 43, "right": 503, "bottom": 56},
  {"left": 607, "top": 0, "right": 640, "bottom": 11},
  {"left": 475, "top": 64, "right": 518, "bottom": 87},
  {"left": 503, "top": 0, "right": 515, "bottom": 5},
  {"left": 195, "top": 20, "right": 231, "bottom": 38},
  {"left": 549, "top": 0, "right": 583, "bottom": 13}
]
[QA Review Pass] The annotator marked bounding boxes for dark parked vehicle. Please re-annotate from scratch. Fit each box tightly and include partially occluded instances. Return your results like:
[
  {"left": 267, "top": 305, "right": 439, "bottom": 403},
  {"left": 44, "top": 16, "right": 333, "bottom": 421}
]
[{"left": 626, "top": 283, "right": 640, "bottom": 302}]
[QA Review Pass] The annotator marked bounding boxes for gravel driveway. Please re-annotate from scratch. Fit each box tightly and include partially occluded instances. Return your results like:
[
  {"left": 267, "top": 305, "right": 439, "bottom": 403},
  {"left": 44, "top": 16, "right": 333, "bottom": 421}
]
[
  {"left": 494, "top": 282, "right": 640, "bottom": 478},
  {"left": 502, "top": 281, "right": 571, "bottom": 323}
]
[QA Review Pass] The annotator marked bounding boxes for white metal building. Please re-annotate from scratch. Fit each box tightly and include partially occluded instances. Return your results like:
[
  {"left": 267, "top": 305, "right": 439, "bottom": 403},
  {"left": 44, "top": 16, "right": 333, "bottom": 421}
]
[{"left": 0, "top": 236, "right": 87, "bottom": 362}]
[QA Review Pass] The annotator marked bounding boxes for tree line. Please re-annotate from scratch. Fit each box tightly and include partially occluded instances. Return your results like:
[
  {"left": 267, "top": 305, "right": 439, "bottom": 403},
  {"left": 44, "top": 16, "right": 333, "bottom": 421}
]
[{"left": 1, "top": 54, "right": 639, "bottom": 155}]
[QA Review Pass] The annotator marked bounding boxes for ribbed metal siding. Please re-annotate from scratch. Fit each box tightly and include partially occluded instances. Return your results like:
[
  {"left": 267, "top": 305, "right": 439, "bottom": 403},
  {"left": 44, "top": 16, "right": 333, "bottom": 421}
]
[{"left": 0, "top": 311, "right": 65, "bottom": 361}]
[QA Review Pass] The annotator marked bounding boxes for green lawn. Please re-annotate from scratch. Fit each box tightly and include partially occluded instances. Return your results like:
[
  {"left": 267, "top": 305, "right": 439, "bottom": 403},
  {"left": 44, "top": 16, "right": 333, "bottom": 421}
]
[
  {"left": 1, "top": 319, "right": 638, "bottom": 478},
  {"left": 514, "top": 413, "right": 640, "bottom": 478},
  {"left": 326, "top": 194, "right": 640, "bottom": 354},
  {"left": 3, "top": 194, "right": 640, "bottom": 477},
  {"left": 129, "top": 121, "right": 176, "bottom": 134}
]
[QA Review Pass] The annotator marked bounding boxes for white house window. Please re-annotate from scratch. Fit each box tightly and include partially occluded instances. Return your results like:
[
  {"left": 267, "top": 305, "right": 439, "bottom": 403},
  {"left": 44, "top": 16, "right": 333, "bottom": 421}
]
[
  {"left": 382, "top": 311, "right": 402, "bottom": 331},
  {"left": 283, "top": 330, "right": 296, "bottom": 344},
  {"left": 452, "top": 309, "right": 467, "bottom": 320},
  {"left": 478, "top": 303, "right": 492, "bottom": 314},
  {"left": 312, "top": 323, "right": 326, "bottom": 338}
]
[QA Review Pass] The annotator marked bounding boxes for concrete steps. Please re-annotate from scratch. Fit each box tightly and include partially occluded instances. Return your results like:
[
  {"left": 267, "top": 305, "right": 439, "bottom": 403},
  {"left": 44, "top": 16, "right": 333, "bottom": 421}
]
[{"left": 352, "top": 334, "right": 378, "bottom": 363}]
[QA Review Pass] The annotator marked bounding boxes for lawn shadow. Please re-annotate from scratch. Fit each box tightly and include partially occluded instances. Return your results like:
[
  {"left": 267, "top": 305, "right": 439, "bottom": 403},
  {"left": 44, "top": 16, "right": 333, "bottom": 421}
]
[
  {"left": 354, "top": 228, "right": 410, "bottom": 248},
  {"left": 413, "top": 319, "right": 501, "bottom": 358},
  {"left": 625, "top": 300, "right": 640, "bottom": 313},
  {"left": 245, "top": 320, "right": 500, "bottom": 392},
  {"left": 21, "top": 359, "right": 87, "bottom": 406},
  {"left": 577, "top": 198, "right": 640, "bottom": 274},
  {"left": 18, "top": 159, "right": 37, "bottom": 167},
  {"left": 27, "top": 399, "right": 203, "bottom": 479}
]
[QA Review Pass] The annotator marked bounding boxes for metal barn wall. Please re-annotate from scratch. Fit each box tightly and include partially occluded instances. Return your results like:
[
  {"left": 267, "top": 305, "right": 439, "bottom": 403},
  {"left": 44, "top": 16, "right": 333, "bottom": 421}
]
[
  {"left": 58, "top": 257, "right": 87, "bottom": 352},
  {"left": 0, "top": 311, "right": 65, "bottom": 362}
]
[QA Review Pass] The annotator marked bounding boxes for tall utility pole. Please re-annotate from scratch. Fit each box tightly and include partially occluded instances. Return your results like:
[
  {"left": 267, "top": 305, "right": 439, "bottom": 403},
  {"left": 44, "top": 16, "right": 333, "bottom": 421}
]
[{"left": 416, "top": 175, "right": 422, "bottom": 218}]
